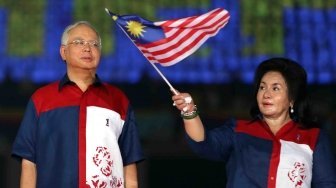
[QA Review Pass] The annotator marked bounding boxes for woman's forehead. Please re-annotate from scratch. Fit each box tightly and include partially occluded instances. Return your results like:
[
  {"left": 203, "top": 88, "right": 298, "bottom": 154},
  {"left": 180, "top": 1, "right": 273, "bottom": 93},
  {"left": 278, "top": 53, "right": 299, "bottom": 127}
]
[{"left": 261, "top": 71, "right": 287, "bottom": 84}]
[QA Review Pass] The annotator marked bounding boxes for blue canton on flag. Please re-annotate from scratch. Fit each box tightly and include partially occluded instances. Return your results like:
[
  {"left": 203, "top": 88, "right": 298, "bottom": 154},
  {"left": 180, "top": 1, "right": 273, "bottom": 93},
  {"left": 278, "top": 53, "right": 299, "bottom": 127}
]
[{"left": 112, "top": 14, "right": 166, "bottom": 44}]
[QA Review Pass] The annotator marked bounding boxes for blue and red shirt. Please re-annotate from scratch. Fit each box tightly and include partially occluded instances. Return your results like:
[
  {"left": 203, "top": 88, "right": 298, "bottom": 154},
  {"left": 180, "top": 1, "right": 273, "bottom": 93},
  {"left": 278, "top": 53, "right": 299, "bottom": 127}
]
[
  {"left": 187, "top": 118, "right": 336, "bottom": 188},
  {"left": 12, "top": 75, "right": 144, "bottom": 188}
]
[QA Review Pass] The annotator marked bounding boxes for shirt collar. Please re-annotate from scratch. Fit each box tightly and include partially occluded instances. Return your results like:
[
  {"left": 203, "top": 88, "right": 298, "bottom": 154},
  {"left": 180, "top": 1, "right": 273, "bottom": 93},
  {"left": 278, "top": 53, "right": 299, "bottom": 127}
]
[{"left": 58, "top": 74, "right": 102, "bottom": 91}]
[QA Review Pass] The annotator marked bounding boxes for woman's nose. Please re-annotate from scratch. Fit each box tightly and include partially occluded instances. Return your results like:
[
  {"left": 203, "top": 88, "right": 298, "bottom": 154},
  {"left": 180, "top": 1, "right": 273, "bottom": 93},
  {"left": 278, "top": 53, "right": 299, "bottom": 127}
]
[{"left": 263, "top": 89, "right": 271, "bottom": 98}]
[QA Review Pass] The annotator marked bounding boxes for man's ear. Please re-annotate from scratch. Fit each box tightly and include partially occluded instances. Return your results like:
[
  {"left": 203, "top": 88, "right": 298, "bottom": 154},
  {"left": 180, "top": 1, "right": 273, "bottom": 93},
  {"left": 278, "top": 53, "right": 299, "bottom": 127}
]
[{"left": 60, "top": 45, "right": 66, "bottom": 62}]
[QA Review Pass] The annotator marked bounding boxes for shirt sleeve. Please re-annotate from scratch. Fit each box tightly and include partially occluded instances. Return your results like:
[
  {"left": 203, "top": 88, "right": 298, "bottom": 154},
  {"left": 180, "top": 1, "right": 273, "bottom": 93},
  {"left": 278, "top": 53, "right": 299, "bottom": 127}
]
[
  {"left": 186, "top": 118, "right": 236, "bottom": 161},
  {"left": 11, "top": 99, "right": 38, "bottom": 163},
  {"left": 118, "top": 105, "right": 144, "bottom": 165},
  {"left": 311, "top": 130, "right": 336, "bottom": 187}
]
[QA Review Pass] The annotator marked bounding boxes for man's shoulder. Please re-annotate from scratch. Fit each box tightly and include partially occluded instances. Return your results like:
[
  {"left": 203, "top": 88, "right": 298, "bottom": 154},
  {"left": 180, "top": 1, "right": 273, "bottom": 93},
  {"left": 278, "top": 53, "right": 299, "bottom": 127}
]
[
  {"left": 101, "top": 83, "right": 127, "bottom": 98},
  {"left": 33, "top": 81, "right": 60, "bottom": 97}
]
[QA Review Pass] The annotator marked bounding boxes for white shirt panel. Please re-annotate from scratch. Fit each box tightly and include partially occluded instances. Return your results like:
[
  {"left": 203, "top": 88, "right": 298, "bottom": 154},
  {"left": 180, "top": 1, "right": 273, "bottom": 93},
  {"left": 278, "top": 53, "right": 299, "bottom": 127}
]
[
  {"left": 86, "top": 106, "right": 125, "bottom": 188},
  {"left": 276, "top": 140, "right": 313, "bottom": 188}
]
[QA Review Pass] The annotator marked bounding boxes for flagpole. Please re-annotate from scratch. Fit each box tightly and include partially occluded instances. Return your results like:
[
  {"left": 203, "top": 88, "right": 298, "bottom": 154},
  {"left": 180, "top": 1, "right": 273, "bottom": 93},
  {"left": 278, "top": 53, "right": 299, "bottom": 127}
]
[
  {"left": 105, "top": 8, "right": 178, "bottom": 95},
  {"left": 147, "top": 62, "right": 178, "bottom": 95}
]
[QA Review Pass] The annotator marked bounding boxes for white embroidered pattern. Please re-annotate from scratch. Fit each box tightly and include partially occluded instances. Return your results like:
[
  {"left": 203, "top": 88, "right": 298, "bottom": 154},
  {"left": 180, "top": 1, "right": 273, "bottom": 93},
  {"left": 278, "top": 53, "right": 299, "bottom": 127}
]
[
  {"left": 288, "top": 162, "right": 307, "bottom": 188},
  {"left": 86, "top": 146, "right": 123, "bottom": 188}
]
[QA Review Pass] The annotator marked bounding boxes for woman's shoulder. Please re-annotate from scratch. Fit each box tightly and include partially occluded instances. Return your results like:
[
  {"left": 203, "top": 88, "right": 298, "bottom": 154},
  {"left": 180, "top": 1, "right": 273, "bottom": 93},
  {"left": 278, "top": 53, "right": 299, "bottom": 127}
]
[
  {"left": 218, "top": 118, "right": 260, "bottom": 128},
  {"left": 217, "top": 118, "right": 256, "bottom": 129}
]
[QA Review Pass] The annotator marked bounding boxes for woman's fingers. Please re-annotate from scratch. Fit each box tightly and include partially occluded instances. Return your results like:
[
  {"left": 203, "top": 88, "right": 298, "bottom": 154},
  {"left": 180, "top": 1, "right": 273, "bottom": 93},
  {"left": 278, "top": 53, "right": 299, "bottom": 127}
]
[{"left": 172, "top": 93, "right": 194, "bottom": 111}]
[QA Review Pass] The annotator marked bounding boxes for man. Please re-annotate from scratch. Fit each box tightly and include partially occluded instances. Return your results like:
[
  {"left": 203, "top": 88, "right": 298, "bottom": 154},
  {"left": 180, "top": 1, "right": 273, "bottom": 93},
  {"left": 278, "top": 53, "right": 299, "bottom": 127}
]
[{"left": 12, "top": 21, "right": 144, "bottom": 188}]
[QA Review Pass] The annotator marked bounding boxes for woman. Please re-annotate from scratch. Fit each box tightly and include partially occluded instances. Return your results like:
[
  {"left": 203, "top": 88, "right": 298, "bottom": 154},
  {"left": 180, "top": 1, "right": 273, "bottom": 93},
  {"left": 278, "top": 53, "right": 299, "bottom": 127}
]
[{"left": 172, "top": 57, "right": 336, "bottom": 188}]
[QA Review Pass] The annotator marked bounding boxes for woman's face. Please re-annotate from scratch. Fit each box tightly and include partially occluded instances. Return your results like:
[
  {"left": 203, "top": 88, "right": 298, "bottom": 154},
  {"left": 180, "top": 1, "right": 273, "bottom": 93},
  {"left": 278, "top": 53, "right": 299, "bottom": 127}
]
[{"left": 257, "top": 71, "right": 292, "bottom": 120}]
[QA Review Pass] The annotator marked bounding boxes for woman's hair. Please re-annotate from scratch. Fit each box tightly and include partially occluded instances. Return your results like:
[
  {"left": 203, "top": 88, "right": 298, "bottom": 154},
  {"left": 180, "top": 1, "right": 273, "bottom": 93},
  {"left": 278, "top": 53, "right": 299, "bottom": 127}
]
[{"left": 249, "top": 57, "right": 319, "bottom": 128}]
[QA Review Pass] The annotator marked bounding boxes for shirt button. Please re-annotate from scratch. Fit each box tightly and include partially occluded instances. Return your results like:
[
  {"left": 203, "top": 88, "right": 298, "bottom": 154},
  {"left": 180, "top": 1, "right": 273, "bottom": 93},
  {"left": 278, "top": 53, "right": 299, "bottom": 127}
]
[{"left": 271, "top": 177, "right": 274, "bottom": 180}]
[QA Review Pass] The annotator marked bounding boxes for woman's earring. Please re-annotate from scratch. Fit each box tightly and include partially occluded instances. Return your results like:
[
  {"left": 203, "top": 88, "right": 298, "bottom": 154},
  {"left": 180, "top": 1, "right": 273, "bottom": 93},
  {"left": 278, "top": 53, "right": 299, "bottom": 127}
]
[{"left": 290, "top": 106, "right": 294, "bottom": 114}]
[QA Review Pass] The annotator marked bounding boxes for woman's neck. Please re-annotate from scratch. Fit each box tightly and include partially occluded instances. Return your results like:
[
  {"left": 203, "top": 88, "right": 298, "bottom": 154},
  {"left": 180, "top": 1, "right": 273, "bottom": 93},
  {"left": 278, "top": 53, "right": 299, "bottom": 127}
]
[{"left": 263, "top": 114, "right": 292, "bottom": 135}]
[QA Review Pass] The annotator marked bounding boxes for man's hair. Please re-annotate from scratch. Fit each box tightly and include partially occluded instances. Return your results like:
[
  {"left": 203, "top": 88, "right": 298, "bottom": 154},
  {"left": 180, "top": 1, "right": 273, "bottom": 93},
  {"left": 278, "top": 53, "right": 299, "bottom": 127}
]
[{"left": 61, "top": 21, "right": 102, "bottom": 49}]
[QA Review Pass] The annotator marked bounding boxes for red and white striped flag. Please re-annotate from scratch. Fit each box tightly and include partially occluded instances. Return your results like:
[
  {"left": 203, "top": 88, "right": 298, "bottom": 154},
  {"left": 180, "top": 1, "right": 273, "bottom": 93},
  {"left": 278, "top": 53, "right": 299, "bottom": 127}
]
[{"left": 106, "top": 8, "right": 230, "bottom": 66}]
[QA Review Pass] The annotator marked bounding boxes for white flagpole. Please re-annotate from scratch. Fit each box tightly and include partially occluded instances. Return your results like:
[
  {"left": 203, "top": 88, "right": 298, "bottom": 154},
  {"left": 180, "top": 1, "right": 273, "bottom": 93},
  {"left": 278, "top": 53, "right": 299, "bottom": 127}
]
[{"left": 105, "top": 8, "right": 178, "bottom": 95}]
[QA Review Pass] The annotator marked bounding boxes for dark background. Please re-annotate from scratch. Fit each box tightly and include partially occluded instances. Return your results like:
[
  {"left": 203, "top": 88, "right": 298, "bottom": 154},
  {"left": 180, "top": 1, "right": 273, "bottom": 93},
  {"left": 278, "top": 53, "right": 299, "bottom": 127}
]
[
  {"left": 1, "top": 0, "right": 336, "bottom": 187},
  {"left": 1, "top": 80, "right": 335, "bottom": 187}
]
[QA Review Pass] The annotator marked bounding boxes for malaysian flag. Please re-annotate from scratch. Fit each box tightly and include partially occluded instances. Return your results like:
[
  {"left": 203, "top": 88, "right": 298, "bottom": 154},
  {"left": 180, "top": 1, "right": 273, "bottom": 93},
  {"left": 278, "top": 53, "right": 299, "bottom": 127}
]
[{"left": 106, "top": 8, "right": 230, "bottom": 66}]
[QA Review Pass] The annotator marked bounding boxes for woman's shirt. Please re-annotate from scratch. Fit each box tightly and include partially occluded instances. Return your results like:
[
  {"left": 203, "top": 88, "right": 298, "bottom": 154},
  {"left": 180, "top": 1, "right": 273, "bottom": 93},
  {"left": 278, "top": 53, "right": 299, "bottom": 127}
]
[{"left": 186, "top": 118, "right": 336, "bottom": 188}]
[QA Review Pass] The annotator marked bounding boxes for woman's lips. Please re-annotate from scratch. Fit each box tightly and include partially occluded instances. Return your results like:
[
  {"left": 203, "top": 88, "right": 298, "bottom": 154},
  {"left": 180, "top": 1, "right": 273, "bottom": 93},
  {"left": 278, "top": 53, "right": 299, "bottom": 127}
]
[{"left": 262, "top": 102, "right": 273, "bottom": 107}]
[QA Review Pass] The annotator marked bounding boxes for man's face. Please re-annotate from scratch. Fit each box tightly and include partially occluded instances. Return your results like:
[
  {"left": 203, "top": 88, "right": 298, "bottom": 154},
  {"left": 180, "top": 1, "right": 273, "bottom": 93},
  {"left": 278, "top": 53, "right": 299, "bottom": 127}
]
[{"left": 60, "top": 24, "right": 101, "bottom": 72}]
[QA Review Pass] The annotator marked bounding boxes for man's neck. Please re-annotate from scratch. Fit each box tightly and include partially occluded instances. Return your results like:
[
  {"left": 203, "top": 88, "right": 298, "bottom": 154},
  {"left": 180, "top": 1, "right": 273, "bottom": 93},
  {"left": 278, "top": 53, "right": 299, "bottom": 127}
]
[{"left": 67, "top": 70, "right": 96, "bottom": 92}]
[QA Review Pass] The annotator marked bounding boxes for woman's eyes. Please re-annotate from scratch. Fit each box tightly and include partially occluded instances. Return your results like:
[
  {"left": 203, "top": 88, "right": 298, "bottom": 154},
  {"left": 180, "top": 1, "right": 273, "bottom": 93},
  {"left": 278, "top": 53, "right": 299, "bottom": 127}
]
[
  {"left": 273, "top": 87, "right": 280, "bottom": 91},
  {"left": 259, "top": 86, "right": 280, "bottom": 91}
]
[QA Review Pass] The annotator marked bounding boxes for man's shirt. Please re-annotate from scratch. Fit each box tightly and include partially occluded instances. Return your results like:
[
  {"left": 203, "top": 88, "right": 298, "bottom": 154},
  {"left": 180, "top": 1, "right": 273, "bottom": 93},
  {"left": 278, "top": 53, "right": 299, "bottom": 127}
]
[{"left": 12, "top": 75, "right": 144, "bottom": 188}]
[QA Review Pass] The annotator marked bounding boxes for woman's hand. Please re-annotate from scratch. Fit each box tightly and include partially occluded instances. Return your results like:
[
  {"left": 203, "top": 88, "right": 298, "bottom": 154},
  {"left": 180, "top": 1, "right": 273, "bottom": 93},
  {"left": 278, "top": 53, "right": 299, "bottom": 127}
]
[
  {"left": 171, "top": 91, "right": 204, "bottom": 141},
  {"left": 172, "top": 92, "right": 195, "bottom": 113}
]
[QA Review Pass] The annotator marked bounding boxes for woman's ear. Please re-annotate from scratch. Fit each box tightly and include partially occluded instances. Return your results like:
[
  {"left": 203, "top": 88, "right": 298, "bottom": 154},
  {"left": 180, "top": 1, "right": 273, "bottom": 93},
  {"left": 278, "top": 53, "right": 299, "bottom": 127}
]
[{"left": 289, "top": 101, "right": 294, "bottom": 108}]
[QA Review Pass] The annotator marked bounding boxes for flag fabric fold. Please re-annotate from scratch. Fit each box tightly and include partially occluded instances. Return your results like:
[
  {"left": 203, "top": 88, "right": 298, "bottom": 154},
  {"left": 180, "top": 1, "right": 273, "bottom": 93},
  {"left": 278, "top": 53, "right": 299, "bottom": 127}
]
[{"left": 106, "top": 8, "right": 230, "bottom": 66}]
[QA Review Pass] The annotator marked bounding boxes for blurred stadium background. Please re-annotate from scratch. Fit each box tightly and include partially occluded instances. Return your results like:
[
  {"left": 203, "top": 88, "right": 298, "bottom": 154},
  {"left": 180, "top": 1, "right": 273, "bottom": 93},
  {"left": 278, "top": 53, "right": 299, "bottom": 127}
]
[{"left": 0, "top": 0, "right": 336, "bottom": 187}]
